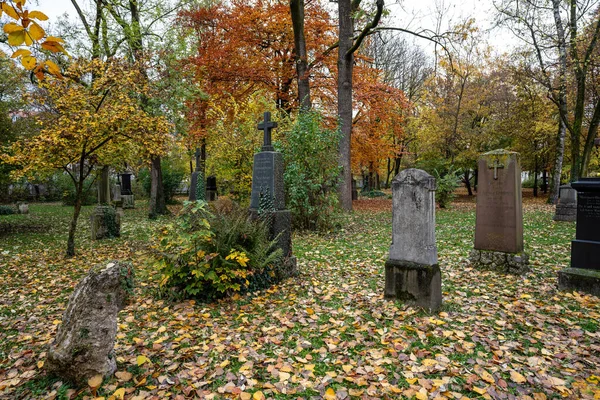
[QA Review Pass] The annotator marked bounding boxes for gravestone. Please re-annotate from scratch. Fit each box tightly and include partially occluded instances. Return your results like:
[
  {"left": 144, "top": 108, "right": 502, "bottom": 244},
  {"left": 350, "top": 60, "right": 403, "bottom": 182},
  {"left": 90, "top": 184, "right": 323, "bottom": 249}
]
[
  {"left": 46, "top": 261, "right": 134, "bottom": 384},
  {"left": 351, "top": 178, "right": 358, "bottom": 201},
  {"left": 469, "top": 149, "right": 529, "bottom": 273},
  {"left": 91, "top": 167, "right": 120, "bottom": 240},
  {"left": 553, "top": 184, "right": 577, "bottom": 222},
  {"left": 206, "top": 176, "right": 218, "bottom": 201},
  {"left": 17, "top": 202, "right": 29, "bottom": 214},
  {"left": 189, "top": 148, "right": 205, "bottom": 201},
  {"left": 250, "top": 111, "right": 297, "bottom": 277},
  {"left": 112, "top": 184, "right": 124, "bottom": 218},
  {"left": 384, "top": 168, "right": 442, "bottom": 310},
  {"left": 558, "top": 178, "right": 600, "bottom": 296},
  {"left": 120, "top": 173, "right": 134, "bottom": 209}
]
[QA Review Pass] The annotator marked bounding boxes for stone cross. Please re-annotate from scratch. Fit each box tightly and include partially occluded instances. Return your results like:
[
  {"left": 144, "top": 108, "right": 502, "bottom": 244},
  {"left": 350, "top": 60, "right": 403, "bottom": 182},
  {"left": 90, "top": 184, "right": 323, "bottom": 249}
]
[
  {"left": 489, "top": 158, "right": 504, "bottom": 180},
  {"left": 258, "top": 112, "right": 277, "bottom": 151}
]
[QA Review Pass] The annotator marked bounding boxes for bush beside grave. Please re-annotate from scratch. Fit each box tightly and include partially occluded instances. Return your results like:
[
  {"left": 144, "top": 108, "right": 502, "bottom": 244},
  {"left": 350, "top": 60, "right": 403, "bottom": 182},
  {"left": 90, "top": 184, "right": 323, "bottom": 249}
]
[{"left": 151, "top": 200, "right": 282, "bottom": 301}]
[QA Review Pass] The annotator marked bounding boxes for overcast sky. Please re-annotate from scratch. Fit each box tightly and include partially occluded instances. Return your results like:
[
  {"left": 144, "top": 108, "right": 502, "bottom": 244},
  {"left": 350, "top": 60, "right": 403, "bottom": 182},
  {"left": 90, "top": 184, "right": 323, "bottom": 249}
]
[{"left": 34, "top": 0, "right": 518, "bottom": 54}]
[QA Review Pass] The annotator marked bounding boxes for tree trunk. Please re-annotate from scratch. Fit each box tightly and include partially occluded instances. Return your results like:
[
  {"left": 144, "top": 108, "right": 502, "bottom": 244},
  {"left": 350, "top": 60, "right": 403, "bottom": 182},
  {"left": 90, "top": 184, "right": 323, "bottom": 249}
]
[
  {"left": 533, "top": 156, "right": 539, "bottom": 197},
  {"left": 149, "top": 155, "right": 167, "bottom": 218},
  {"left": 337, "top": 0, "right": 354, "bottom": 212},
  {"left": 290, "top": 0, "right": 311, "bottom": 110},
  {"left": 464, "top": 169, "right": 473, "bottom": 196},
  {"left": 549, "top": 118, "right": 566, "bottom": 204},
  {"left": 66, "top": 174, "right": 85, "bottom": 257},
  {"left": 542, "top": 169, "right": 548, "bottom": 194}
]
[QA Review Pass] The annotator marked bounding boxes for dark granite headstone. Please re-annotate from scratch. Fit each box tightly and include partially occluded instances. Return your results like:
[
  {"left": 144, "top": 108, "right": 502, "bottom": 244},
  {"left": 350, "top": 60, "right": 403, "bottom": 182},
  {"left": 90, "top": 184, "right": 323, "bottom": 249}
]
[
  {"left": 469, "top": 149, "right": 529, "bottom": 273},
  {"left": 553, "top": 184, "right": 577, "bottom": 222},
  {"left": 250, "top": 111, "right": 296, "bottom": 278},
  {"left": 120, "top": 173, "right": 132, "bottom": 195},
  {"left": 384, "top": 169, "right": 441, "bottom": 311},
  {"left": 206, "top": 176, "right": 218, "bottom": 202},
  {"left": 558, "top": 178, "right": 600, "bottom": 295}
]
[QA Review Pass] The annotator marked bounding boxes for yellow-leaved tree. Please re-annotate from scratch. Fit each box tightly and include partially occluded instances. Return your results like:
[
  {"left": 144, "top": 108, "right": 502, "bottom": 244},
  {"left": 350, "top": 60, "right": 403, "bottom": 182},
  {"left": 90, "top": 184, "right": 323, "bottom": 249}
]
[
  {"left": 2, "top": 58, "right": 171, "bottom": 256},
  {"left": 1, "top": 0, "right": 67, "bottom": 77}
]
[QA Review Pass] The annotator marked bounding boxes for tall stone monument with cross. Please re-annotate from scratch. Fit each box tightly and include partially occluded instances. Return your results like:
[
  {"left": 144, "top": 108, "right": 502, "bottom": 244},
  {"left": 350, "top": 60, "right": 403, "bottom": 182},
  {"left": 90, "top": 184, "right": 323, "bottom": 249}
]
[
  {"left": 250, "top": 111, "right": 297, "bottom": 278},
  {"left": 469, "top": 149, "right": 529, "bottom": 273}
]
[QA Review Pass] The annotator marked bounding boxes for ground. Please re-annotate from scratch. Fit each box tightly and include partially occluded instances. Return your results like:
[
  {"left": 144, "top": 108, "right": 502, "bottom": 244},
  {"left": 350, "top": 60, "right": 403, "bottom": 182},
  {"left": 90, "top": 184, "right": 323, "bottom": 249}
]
[{"left": 0, "top": 193, "right": 599, "bottom": 400}]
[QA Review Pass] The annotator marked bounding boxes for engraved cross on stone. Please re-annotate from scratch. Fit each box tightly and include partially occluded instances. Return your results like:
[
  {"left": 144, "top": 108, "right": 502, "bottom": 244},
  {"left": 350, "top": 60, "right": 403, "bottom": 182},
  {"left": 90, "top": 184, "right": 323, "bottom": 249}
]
[
  {"left": 490, "top": 158, "right": 504, "bottom": 180},
  {"left": 258, "top": 111, "right": 277, "bottom": 151}
]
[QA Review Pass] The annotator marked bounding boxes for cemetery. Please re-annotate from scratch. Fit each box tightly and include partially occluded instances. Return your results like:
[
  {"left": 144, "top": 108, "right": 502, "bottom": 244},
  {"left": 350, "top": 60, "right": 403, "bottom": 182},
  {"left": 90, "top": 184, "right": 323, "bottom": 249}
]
[{"left": 1, "top": 0, "right": 600, "bottom": 399}]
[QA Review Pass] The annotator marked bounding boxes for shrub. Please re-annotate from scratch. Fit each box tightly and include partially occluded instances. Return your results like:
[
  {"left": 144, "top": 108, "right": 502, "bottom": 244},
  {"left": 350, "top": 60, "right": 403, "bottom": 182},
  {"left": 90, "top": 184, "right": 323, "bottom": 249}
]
[
  {"left": 0, "top": 205, "right": 15, "bottom": 215},
  {"left": 364, "top": 190, "right": 386, "bottom": 198},
  {"left": 139, "top": 158, "right": 186, "bottom": 205},
  {"left": 49, "top": 173, "right": 97, "bottom": 206},
  {"left": 279, "top": 111, "right": 341, "bottom": 231},
  {"left": 433, "top": 168, "right": 461, "bottom": 208},
  {"left": 152, "top": 200, "right": 282, "bottom": 301}
]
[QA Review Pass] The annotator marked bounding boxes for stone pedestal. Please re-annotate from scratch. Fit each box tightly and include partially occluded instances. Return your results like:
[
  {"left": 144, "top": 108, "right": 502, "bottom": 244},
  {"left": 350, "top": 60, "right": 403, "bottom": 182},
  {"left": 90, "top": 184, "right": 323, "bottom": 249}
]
[
  {"left": 385, "top": 169, "right": 441, "bottom": 311},
  {"left": 553, "top": 184, "right": 577, "bottom": 222},
  {"left": 91, "top": 205, "right": 120, "bottom": 240},
  {"left": 558, "top": 178, "right": 600, "bottom": 295},
  {"left": 470, "top": 149, "right": 529, "bottom": 273}
]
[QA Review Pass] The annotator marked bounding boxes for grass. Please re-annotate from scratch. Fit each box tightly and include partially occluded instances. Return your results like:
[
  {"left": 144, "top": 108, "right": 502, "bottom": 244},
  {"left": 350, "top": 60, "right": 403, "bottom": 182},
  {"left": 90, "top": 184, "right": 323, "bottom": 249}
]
[{"left": 0, "top": 195, "right": 599, "bottom": 399}]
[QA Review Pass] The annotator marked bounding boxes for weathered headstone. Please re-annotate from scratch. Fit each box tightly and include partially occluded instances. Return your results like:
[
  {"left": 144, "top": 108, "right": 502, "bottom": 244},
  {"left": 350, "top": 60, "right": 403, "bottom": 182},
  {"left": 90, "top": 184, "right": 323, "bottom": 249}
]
[
  {"left": 469, "top": 149, "right": 529, "bottom": 273},
  {"left": 558, "top": 178, "right": 600, "bottom": 296},
  {"left": 553, "top": 184, "right": 577, "bottom": 222},
  {"left": 351, "top": 178, "right": 358, "bottom": 201},
  {"left": 17, "top": 202, "right": 29, "bottom": 214},
  {"left": 206, "top": 176, "right": 218, "bottom": 201},
  {"left": 250, "top": 111, "right": 297, "bottom": 277},
  {"left": 120, "top": 173, "right": 134, "bottom": 209},
  {"left": 46, "top": 261, "right": 134, "bottom": 383},
  {"left": 384, "top": 169, "right": 442, "bottom": 310},
  {"left": 91, "top": 167, "right": 120, "bottom": 240}
]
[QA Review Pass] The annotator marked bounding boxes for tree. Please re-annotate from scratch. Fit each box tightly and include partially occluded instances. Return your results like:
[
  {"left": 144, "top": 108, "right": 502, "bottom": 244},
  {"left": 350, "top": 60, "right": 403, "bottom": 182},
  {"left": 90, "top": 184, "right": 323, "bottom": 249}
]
[
  {"left": 496, "top": 0, "right": 600, "bottom": 202},
  {"left": 2, "top": 58, "right": 170, "bottom": 256},
  {"left": 337, "top": 0, "right": 384, "bottom": 211}
]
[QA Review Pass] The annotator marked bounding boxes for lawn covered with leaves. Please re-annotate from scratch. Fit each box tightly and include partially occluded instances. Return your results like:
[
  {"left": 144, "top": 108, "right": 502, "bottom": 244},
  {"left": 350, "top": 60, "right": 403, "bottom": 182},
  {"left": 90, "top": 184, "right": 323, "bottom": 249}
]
[{"left": 1, "top": 197, "right": 599, "bottom": 399}]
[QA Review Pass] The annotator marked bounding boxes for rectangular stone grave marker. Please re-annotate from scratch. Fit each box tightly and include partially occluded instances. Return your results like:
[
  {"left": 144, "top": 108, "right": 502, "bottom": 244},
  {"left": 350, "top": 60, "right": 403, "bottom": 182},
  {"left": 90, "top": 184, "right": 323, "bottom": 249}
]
[
  {"left": 119, "top": 173, "right": 134, "bottom": 209},
  {"left": 470, "top": 149, "right": 529, "bottom": 273},
  {"left": 558, "top": 178, "right": 600, "bottom": 296},
  {"left": 206, "top": 176, "right": 218, "bottom": 201},
  {"left": 385, "top": 168, "right": 441, "bottom": 310},
  {"left": 553, "top": 184, "right": 577, "bottom": 222}
]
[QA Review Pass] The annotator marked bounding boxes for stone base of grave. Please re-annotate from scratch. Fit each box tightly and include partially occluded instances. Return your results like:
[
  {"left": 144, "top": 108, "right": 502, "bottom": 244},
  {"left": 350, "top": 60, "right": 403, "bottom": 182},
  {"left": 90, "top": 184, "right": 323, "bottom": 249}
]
[
  {"left": 91, "top": 205, "right": 121, "bottom": 240},
  {"left": 276, "top": 256, "right": 298, "bottom": 280},
  {"left": 571, "top": 239, "right": 600, "bottom": 270},
  {"left": 207, "top": 190, "right": 218, "bottom": 202},
  {"left": 250, "top": 209, "right": 297, "bottom": 279},
  {"left": 469, "top": 249, "right": 529, "bottom": 274},
  {"left": 558, "top": 268, "right": 600, "bottom": 296},
  {"left": 384, "top": 259, "right": 442, "bottom": 311},
  {"left": 121, "top": 195, "right": 134, "bottom": 209},
  {"left": 553, "top": 203, "right": 577, "bottom": 222}
]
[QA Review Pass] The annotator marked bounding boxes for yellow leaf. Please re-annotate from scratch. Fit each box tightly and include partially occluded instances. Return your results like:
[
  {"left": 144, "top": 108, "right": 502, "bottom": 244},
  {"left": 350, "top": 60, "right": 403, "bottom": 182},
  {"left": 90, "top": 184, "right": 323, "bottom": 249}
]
[
  {"left": 279, "top": 371, "right": 291, "bottom": 382},
  {"left": 3, "top": 22, "right": 23, "bottom": 34},
  {"left": 21, "top": 55, "right": 36, "bottom": 70},
  {"left": 136, "top": 355, "right": 148, "bottom": 366},
  {"left": 24, "top": 31, "right": 33, "bottom": 45},
  {"left": 8, "top": 31, "right": 26, "bottom": 46},
  {"left": 45, "top": 60, "right": 61, "bottom": 76},
  {"left": 11, "top": 48, "right": 31, "bottom": 59},
  {"left": 348, "top": 389, "right": 364, "bottom": 396},
  {"left": 113, "top": 387, "right": 126, "bottom": 399},
  {"left": 415, "top": 391, "right": 428, "bottom": 400},
  {"left": 510, "top": 370, "right": 527, "bottom": 384},
  {"left": 342, "top": 364, "right": 353, "bottom": 373},
  {"left": 252, "top": 391, "right": 265, "bottom": 400},
  {"left": 2, "top": 2, "right": 20, "bottom": 20},
  {"left": 587, "top": 375, "right": 599, "bottom": 384},
  {"left": 473, "top": 386, "right": 487, "bottom": 395},
  {"left": 37, "top": 360, "right": 44, "bottom": 369},
  {"left": 41, "top": 40, "right": 67, "bottom": 54},
  {"left": 240, "top": 393, "right": 252, "bottom": 400},
  {"left": 324, "top": 388, "right": 336, "bottom": 400},
  {"left": 157, "top": 326, "right": 166, "bottom": 333},
  {"left": 88, "top": 374, "right": 103, "bottom": 388},
  {"left": 421, "top": 358, "right": 437, "bottom": 367},
  {"left": 46, "top": 35, "right": 65, "bottom": 43},
  {"left": 51, "top": 319, "right": 61, "bottom": 325},
  {"left": 475, "top": 365, "right": 495, "bottom": 384},
  {"left": 28, "top": 22, "right": 45, "bottom": 41},
  {"left": 406, "top": 378, "right": 418, "bottom": 384},
  {"left": 306, "top": 308, "right": 314, "bottom": 315},
  {"left": 28, "top": 10, "right": 49, "bottom": 20}
]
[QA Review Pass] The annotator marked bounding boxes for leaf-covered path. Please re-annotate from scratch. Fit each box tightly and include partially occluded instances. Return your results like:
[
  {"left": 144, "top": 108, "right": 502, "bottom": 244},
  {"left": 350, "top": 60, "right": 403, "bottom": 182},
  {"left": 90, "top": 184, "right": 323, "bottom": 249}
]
[{"left": 1, "top": 199, "right": 599, "bottom": 399}]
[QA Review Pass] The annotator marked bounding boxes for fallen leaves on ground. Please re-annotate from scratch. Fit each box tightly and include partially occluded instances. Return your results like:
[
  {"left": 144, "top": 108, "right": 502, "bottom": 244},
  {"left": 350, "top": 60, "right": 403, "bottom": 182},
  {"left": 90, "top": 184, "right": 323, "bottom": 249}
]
[{"left": 0, "top": 199, "right": 599, "bottom": 399}]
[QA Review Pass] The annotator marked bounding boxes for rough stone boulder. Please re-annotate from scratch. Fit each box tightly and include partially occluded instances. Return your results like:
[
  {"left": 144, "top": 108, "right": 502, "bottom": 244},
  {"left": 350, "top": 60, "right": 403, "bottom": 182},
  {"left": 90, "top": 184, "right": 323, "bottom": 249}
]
[{"left": 46, "top": 261, "right": 134, "bottom": 384}]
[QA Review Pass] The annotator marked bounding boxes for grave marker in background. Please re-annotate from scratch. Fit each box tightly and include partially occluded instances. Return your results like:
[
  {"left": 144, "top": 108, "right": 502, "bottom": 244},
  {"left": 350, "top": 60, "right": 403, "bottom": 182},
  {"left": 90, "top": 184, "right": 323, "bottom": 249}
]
[{"left": 469, "top": 149, "right": 529, "bottom": 273}]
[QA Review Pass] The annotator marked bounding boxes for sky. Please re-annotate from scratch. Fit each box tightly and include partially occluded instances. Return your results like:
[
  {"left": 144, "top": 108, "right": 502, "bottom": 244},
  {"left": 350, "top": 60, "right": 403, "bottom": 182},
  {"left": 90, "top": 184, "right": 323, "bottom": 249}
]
[{"left": 33, "top": 0, "right": 519, "bottom": 54}]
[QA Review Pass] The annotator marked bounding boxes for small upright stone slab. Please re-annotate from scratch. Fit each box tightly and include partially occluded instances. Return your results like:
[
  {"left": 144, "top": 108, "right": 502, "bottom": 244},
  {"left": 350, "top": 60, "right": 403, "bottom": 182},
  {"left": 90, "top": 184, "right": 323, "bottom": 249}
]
[
  {"left": 91, "top": 167, "right": 120, "bottom": 240},
  {"left": 385, "top": 169, "right": 441, "bottom": 311},
  {"left": 558, "top": 178, "right": 600, "bottom": 296},
  {"left": 469, "top": 149, "right": 529, "bottom": 273},
  {"left": 250, "top": 111, "right": 296, "bottom": 277},
  {"left": 553, "top": 184, "right": 577, "bottom": 222},
  {"left": 46, "top": 261, "right": 134, "bottom": 384}
]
